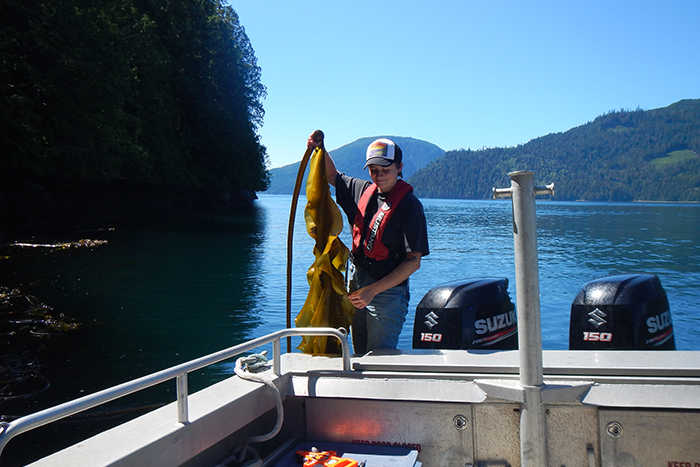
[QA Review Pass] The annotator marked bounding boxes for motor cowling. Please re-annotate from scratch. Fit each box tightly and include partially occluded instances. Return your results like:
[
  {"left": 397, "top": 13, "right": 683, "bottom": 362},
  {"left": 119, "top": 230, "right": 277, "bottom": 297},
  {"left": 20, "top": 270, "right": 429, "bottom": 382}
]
[
  {"left": 412, "top": 278, "right": 517, "bottom": 350},
  {"left": 569, "top": 273, "right": 675, "bottom": 350}
]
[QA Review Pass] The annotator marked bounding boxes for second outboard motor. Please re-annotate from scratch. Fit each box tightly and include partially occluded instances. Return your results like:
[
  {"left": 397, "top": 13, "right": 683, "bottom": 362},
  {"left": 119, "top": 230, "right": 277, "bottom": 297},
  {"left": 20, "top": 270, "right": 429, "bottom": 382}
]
[
  {"left": 569, "top": 273, "right": 675, "bottom": 350},
  {"left": 412, "top": 278, "right": 517, "bottom": 350}
]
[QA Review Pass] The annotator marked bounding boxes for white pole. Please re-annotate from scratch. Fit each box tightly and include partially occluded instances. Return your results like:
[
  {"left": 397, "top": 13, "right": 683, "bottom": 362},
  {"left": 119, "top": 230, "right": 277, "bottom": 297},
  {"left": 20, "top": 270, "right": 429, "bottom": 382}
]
[
  {"left": 510, "top": 171, "right": 547, "bottom": 466},
  {"left": 494, "top": 171, "right": 554, "bottom": 466}
]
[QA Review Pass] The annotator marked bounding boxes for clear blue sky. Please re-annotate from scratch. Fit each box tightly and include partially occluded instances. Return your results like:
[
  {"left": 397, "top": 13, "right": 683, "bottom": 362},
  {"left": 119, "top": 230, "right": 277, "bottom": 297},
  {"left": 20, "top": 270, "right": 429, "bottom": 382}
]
[{"left": 231, "top": 1, "right": 700, "bottom": 168}]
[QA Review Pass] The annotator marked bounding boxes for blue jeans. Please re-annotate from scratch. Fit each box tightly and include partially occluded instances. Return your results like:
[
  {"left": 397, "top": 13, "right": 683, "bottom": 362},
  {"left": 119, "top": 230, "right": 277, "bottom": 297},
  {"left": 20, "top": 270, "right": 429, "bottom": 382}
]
[{"left": 348, "top": 264, "right": 410, "bottom": 354}]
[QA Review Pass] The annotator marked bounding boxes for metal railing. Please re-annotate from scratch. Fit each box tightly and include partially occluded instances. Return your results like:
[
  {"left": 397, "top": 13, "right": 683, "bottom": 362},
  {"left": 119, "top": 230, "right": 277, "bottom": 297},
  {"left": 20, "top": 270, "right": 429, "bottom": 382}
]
[{"left": 0, "top": 327, "right": 351, "bottom": 458}]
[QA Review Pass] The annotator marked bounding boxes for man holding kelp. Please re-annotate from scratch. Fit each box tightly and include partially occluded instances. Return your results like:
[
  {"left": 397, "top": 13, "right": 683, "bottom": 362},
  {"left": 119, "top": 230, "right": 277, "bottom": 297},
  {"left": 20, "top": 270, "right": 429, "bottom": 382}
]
[{"left": 306, "top": 131, "right": 429, "bottom": 354}]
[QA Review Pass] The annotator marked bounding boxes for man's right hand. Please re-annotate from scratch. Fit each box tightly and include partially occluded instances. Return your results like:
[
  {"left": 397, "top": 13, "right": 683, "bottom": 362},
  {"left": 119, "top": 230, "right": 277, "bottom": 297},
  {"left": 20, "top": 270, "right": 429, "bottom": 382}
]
[{"left": 307, "top": 129, "right": 324, "bottom": 150}]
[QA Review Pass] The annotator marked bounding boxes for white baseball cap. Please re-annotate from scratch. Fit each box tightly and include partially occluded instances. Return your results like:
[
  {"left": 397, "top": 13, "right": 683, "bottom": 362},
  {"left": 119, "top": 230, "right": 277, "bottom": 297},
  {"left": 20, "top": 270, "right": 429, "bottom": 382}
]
[{"left": 364, "top": 138, "right": 403, "bottom": 169}]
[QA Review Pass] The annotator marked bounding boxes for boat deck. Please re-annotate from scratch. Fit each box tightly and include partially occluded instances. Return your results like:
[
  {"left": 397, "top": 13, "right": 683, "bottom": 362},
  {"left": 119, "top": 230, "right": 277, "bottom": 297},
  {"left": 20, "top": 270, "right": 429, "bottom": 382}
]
[{"left": 19, "top": 348, "right": 700, "bottom": 467}]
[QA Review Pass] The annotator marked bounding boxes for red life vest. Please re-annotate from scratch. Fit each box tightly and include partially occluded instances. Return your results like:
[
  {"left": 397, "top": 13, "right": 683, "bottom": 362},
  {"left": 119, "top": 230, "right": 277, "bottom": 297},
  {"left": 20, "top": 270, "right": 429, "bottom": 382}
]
[{"left": 352, "top": 179, "right": 413, "bottom": 261}]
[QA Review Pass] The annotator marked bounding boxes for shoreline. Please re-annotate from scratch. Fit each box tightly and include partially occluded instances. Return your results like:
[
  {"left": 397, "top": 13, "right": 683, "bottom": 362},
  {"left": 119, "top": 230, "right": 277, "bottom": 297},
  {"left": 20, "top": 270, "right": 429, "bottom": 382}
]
[{"left": 0, "top": 177, "right": 257, "bottom": 240}]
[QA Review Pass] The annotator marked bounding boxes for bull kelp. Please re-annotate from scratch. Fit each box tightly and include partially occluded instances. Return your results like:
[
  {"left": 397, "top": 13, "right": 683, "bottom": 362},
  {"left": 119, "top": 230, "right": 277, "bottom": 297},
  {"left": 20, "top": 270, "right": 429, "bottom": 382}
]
[{"left": 294, "top": 147, "right": 355, "bottom": 353}]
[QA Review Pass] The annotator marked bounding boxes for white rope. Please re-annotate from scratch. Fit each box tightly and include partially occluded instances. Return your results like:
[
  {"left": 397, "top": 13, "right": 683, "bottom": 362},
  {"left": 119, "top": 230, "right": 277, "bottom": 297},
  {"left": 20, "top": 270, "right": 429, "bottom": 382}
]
[{"left": 213, "top": 351, "right": 284, "bottom": 467}]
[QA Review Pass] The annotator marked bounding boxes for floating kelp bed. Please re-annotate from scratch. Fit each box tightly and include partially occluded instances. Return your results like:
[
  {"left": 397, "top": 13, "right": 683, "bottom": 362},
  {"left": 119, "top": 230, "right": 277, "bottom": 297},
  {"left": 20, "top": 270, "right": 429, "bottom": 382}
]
[
  {"left": 8, "top": 238, "right": 108, "bottom": 251},
  {"left": 0, "top": 239, "right": 102, "bottom": 403},
  {"left": 0, "top": 237, "right": 164, "bottom": 428},
  {"left": 0, "top": 286, "right": 81, "bottom": 401}
]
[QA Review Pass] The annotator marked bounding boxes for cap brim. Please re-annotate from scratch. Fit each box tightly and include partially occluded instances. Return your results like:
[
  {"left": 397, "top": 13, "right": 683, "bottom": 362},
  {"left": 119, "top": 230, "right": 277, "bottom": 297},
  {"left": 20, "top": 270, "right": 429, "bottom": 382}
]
[{"left": 364, "top": 157, "right": 394, "bottom": 169}]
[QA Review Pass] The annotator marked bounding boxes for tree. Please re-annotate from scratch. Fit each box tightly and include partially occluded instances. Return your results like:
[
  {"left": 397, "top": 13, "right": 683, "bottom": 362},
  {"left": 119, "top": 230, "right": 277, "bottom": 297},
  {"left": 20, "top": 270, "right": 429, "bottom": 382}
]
[{"left": 0, "top": 0, "right": 269, "bottom": 192}]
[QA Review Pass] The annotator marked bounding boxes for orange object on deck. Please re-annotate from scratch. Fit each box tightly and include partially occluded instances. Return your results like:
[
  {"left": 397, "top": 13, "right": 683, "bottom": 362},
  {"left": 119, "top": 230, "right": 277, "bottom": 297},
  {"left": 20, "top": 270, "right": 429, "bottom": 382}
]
[{"left": 295, "top": 449, "right": 359, "bottom": 467}]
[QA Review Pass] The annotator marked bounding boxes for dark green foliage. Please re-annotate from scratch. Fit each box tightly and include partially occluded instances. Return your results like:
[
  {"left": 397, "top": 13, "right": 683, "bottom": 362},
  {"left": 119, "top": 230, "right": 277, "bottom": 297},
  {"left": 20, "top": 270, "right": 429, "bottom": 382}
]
[
  {"left": 0, "top": 0, "right": 268, "bottom": 191},
  {"left": 409, "top": 100, "right": 700, "bottom": 202}
]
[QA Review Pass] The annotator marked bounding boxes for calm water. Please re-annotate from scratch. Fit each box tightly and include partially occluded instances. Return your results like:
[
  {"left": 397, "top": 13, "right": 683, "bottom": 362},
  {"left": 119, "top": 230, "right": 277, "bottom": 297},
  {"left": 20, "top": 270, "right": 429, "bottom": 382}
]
[{"left": 1, "top": 194, "right": 699, "bottom": 464}]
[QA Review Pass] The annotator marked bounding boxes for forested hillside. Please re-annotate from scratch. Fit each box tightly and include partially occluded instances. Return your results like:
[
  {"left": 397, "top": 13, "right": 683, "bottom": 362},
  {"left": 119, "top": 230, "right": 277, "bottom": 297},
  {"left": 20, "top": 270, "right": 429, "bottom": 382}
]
[
  {"left": 409, "top": 100, "right": 700, "bottom": 202},
  {"left": 1, "top": 0, "right": 268, "bottom": 230},
  {"left": 267, "top": 136, "right": 444, "bottom": 194}
]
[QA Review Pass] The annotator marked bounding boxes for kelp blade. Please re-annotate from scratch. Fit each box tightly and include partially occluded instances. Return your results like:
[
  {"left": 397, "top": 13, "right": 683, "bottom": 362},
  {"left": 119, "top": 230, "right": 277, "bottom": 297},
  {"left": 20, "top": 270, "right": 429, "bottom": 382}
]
[{"left": 295, "top": 147, "right": 355, "bottom": 354}]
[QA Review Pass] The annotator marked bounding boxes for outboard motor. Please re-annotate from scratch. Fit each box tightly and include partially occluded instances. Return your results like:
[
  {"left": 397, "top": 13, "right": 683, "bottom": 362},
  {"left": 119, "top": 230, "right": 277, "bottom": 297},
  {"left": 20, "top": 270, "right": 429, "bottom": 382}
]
[
  {"left": 569, "top": 273, "right": 675, "bottom": 350},
  {"left": 412, "top": 278, "right": 517, "bottom": 350}
]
